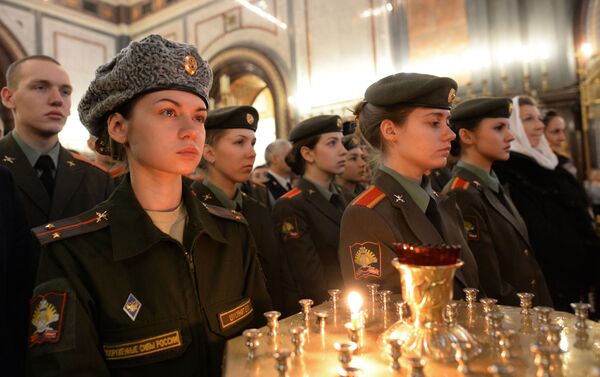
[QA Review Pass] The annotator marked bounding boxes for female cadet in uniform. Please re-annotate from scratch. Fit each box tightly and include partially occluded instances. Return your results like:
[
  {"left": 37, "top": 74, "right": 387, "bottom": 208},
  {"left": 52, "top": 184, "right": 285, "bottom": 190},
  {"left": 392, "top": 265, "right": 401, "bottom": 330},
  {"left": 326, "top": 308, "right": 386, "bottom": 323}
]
[
  {"left": 443, "top": 97, "right": 552, "bottom": 306},
  {"left": 494, "top": 96, "right": 600, "bottom": 313},
  {"left": 190, "top": 105, "right": 298, "bottom": 316},
  {"left": 336, "top": 134, "right": 368, "bottom": 201},
  {"left": 271, "top": 115, "right": 348, "bottom": 304},
  {"left": 338, "top": 73, "right": 480, "bottom": 296},
  {"left": 28, "top": 35, "right": 271, "bottom": 377}
]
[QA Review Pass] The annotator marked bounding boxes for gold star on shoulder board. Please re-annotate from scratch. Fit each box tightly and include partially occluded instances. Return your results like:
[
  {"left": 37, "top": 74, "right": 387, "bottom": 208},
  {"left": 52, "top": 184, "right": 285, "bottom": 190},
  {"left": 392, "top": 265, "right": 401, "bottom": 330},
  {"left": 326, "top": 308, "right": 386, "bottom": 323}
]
[
  {"left": 66, "top": 160, "right": 76, "bottom": 167},
  {"left": 203, "top": 193, "right": 212, "bottom": 201},
  {"left": 231, "top": 210, "right": 242, "bottom": 220},
  {"left": 51, "top": 232, "right": 61, "bottom": 239},
  {"left": 45, "top": 223, "right": 55, "bottom": 230},
  {"left": 2, "top": 155, "right": 15, "bottom": 164},
  {"left": 95, "top": 211, "right": 108, "bottom": 223},
  {"left": 394, "top": 194, "right": 405, "bottom": 203},
  {"left": 473, "top": 181, "right": 482, "bottom": 189}
]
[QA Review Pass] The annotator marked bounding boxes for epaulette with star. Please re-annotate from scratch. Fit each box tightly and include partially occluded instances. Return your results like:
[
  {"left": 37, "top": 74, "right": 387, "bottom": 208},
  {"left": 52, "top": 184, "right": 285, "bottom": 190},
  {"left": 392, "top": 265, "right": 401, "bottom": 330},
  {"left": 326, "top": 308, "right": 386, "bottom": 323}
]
[
  {"left": 280, "top": 187, "right": 302, "bottom": 199},
  {"left": 203, "top": 203, "right": 247, "bottom": 224},
  {"left": 69, "top": 151, "right": 110, "bottom": 173},
  {"left": 448, "top": 177, "right": 472, "bottom": 191},
  {"left": 351, "top": 185, "right": 386, "bottom": 208},
  {"left": 32, "top": 209, "right": 110, "bottom": 245}
]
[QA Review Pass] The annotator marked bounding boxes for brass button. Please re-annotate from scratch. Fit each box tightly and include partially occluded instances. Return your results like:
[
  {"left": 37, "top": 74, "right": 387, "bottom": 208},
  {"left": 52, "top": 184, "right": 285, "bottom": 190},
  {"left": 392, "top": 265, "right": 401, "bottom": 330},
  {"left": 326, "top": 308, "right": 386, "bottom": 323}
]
[
  {"left": 531, "top": 279, "right": 536, "bottom": 287},
  {"left": 524, "top": 248, "right": 529, "bottom": 256}
]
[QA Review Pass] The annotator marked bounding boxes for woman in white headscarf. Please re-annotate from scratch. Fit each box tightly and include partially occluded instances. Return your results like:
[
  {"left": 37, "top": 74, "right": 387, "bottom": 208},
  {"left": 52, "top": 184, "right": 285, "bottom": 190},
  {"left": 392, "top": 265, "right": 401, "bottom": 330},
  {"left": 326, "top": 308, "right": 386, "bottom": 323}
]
[{"left": 494, "top": 96, "right": 600, "bottom": 314}]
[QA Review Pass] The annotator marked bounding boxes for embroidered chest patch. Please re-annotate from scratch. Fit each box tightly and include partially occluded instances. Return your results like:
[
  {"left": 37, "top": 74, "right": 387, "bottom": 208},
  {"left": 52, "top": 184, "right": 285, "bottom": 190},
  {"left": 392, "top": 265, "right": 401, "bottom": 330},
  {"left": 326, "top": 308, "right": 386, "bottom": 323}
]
[
  {"left": 350, "top": 241, "right": 382, "bottom": 279},
  {"left": 281, "top": 217, "right": 300, "bottom": 240},
  {"left": 463, "top": 216, "right": 480, "bottom": 241},
  {"left": 29, "top": 292, "right": 67, "bottom": 347}
]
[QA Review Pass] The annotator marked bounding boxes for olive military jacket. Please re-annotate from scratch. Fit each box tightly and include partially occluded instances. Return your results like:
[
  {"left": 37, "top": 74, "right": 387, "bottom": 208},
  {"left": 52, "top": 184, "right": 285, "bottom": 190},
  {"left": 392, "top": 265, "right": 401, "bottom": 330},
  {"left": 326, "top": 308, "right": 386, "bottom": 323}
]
[
  {"left": 0, "top": 133, "right": 114, "bottom": 228},
  {"left": 28, "top": 177, "right": 272, "bottom": 377},
  {"left": 338, "top": 170, "right": 480, "bottom": 297},
  {"left": 271, "top": 177, "right": 348, "bottom": 304},
  {"left": 191, "top": 181, "right": 299, "bottom": 316},
  {"left": 444, "top": 166, "right": 553, "bottom": 307}
]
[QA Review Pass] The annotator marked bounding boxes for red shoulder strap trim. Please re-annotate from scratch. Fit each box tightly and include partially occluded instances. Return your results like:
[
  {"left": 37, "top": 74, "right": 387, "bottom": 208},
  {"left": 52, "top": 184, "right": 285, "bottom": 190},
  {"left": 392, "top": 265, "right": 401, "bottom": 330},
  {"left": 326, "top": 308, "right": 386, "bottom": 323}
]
[
  {"left": 352, "top": 185, "right": 386, "bottom": 208},
  {"left": 280, "top": 187, "right": 301, "bottom": 199},
  {"left": 449, "top": 177, "right": 470, "bottom": 191},
  {"left": 70, "top": 152, "right": 110, "bottom": 173}
]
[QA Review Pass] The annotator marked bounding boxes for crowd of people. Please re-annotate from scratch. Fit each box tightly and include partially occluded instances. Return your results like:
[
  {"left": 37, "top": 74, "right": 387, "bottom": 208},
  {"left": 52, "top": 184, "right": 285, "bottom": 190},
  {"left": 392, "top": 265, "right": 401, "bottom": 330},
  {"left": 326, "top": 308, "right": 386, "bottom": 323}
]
[{"left": 1, "top": 34, "right": 599, "bottom": 376}]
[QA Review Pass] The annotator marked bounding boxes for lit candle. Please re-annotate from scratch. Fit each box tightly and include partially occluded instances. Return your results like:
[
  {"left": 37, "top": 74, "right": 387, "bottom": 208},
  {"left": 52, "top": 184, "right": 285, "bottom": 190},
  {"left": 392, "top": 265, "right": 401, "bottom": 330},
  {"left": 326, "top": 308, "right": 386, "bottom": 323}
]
[{"left": 348, "top": 291, "right": 363, "bottom": 328}]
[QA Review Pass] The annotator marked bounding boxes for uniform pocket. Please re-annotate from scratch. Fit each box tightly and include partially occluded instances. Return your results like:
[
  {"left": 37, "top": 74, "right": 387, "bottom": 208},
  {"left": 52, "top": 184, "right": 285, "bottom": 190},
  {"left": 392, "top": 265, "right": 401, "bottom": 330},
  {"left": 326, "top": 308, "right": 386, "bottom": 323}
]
[
  {"left": 101, "top": 317, "right": 192, "bottom": 370},
  {"left": 205, "top": 296, "right": 255, "bottom": 338}
]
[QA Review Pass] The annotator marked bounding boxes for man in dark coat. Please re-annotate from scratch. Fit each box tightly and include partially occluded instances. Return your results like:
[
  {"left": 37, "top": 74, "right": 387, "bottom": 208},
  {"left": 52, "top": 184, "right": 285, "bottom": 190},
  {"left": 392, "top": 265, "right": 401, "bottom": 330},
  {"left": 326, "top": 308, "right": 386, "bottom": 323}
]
[{"left": 0, "top": 55, "right": 114, "bottom": 268}]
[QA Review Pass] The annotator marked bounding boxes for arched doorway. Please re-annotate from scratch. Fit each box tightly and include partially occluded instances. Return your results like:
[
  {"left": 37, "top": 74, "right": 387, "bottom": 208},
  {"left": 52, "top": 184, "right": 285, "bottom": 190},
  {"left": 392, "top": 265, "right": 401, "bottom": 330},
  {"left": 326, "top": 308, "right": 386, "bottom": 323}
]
[
  {"left": 209, "top": 47, "right": 290, "bottom": 166},
  {"left": 0, "top": 20, "right": 27, "bottom": 136}
]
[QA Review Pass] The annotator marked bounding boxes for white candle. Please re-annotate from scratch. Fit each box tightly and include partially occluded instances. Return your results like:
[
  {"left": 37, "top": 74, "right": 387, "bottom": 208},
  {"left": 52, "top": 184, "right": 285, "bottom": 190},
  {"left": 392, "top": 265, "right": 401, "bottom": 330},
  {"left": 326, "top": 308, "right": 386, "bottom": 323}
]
[{"left": 348, "top": 291, "right": 363, "bottom": 328}]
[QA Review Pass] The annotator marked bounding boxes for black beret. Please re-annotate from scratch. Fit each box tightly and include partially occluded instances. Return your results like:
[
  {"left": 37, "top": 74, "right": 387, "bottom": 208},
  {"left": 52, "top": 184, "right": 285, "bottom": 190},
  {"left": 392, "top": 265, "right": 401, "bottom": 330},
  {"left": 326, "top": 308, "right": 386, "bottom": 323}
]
[
  {"left": 450, "top": 97, "right": 512, "bottom": 126},
  {"left": 342, "top": 134, "right": 359, "bottom": 151},
  {"left": 288, "top": 115, "right": 343, "bottom": 143},
  {"left": 205, "top": 106, "right": 258, "bottom": 131},
  {"left": 79, "top": 34, "right": 212, "bottom": 137},
  {"left": 364, "top": 72, "right": 458, "bottom": 109}
]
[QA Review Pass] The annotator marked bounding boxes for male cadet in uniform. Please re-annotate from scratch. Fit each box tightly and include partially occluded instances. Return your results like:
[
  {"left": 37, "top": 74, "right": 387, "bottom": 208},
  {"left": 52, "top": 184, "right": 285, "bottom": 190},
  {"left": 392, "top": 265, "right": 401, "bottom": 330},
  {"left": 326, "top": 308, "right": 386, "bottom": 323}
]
[
  {"left": 264, "top": 139, "right": 293, "bottom": 206},
  {"left": 0, "top": 55, "right": 114, "bottom": 265}
]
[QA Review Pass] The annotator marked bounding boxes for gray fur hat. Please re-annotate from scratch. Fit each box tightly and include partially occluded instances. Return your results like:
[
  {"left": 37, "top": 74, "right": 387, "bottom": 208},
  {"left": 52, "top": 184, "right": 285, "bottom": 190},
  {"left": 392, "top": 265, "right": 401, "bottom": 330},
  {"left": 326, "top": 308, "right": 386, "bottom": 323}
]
[{"left": 78, "top": 34, "right": 212, "bottom": 136}]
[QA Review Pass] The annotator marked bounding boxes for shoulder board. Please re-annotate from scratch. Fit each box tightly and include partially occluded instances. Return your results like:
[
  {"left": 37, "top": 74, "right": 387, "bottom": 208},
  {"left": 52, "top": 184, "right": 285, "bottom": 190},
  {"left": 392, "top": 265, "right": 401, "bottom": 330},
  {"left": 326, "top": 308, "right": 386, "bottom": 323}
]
[
  {"left": 32, "top": 209, "right": 110, "bottom": 246},
  {"left": 280, "top": 187, "right": 302, "bottom": 199},
  {"left": 69, "top": 151, "right": 110, "bottom": 173},
  {"left": 449, "top": 177, "right": 471, "bottom": 191},
  {"left": 351, "top": 185, "right": 386, "bottom": 208},
  {"left": 203, "top": 203, "right": 247, "bottom": 224}
]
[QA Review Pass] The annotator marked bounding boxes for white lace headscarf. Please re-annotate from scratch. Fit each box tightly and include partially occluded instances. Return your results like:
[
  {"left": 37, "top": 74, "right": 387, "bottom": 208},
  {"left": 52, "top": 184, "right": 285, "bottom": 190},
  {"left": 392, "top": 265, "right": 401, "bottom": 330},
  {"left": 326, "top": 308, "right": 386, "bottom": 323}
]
[{"left": 509, "top": 96, "right": 558, "bottom": 170}]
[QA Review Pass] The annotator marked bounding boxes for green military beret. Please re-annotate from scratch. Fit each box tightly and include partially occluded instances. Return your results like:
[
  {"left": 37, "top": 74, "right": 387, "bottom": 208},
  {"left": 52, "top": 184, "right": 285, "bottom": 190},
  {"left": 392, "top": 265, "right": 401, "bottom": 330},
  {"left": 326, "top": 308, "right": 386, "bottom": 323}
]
[
  {"left": 288, "top": 115, "right": 343, "bottom": 143},
  {"left": 342, "top": 134, "right": 359, "bottom": 151},
  {"left": 79, "top": 34, "right": 212, "bottom": 137},
  {"left": 205, "top": 105, "right": 259, "bottom": 131},
  {"left": 364, "top": 72, "right": 458, "bottom": 109},
  {"left": 450, "top": 97, "right": 512, "bottom": 125}
]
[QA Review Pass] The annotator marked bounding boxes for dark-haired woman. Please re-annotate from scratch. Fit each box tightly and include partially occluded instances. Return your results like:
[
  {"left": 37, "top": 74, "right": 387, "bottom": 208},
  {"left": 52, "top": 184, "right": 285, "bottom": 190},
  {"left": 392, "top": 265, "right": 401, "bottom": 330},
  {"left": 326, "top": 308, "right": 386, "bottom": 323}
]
[
  {"left": 338, "top": 73, "right": 480, "bottom": 296},
  {"left": 271, "top": 115, "right": 348, "bottom": 304},
  {"left": 191, "top": 105, "right": 298, "bottom": 316},
  {"left": 443, "top": 97, "right": 552, "bottom": 306},
  {"left": 543, "top": 109, "right": 577, "bottom": 176},
  {"left": 29, "top": 36, "right": 271, "bottom": 376},
  {"left": 336, "top": 134, "right": 368, "bottom": 201},
  {"left": 494, "top": 96, "right": 600, "bottom": 313}
]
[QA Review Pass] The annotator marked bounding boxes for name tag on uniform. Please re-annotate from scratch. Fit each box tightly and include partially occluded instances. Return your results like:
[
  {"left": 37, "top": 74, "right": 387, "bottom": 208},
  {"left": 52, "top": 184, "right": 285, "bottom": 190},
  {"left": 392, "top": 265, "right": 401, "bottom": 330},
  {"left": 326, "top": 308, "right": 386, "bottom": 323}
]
[{"left": 218, "top": 299, "right": 253, "bottom": 330}]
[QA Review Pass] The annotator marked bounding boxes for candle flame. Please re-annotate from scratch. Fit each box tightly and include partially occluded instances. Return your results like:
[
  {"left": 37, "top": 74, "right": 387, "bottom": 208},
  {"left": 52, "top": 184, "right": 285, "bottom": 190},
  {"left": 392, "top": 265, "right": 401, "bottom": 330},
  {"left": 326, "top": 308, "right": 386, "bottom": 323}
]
[{"left": 348, "top": 291, "right": 363, "bottom": 312}]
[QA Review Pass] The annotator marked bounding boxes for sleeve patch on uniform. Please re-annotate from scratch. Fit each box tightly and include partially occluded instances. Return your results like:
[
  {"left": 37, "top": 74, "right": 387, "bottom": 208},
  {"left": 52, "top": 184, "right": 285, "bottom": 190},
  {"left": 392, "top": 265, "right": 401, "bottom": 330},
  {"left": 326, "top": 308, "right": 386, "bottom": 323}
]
[
  {"left": 218, "top": 299, "right": 253, "bottom": 330},
  {"left": 103, "top": 330, "right": 182, "bottom": 360},
  {"left": 29, "top": 292, "right": 67, "bottom": 348},
  {"left": 463, "top": 215, "right": 480, "bottom": 241},
  {"left": 350, "top": 241, "right": 382, "bottom": 279},
  {"left": 281, "top": 217, "right": 300, "bottom": 240}
]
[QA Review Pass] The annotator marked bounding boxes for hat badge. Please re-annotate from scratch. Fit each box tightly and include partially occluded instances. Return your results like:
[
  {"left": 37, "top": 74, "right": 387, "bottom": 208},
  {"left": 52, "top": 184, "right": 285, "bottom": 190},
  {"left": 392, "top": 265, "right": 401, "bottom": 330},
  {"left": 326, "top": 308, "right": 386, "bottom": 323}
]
[
  {"left": 246, "top": 113, "right": 255, "bottom": 125},
  {"left": 447, "top": 88, "right": 456, "bottom": 104},
  {"left": 184, "top": 55, "right": 198, "bottom": 76},
  {"left": 336, "top": 118, "right": 343, "bottom": 129},
  {"left": 508, "top": 102, "right": 513, "bottom": 115}
]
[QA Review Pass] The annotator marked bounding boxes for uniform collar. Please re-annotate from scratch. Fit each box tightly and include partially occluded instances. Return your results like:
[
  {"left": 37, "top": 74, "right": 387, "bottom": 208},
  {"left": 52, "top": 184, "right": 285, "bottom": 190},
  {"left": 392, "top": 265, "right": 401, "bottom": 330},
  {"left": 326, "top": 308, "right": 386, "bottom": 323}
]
[
  {"left": 107, "top": 175, "right": 227, "bottom": 261},
  {"left": 12, "top": 129, "right": 60, "bottom": 168},
  {"left": 202, "top": 178, "right": 243, "bottom": 210},
  {"left": 302, "top": 175, "right": 339, "bottom": 201},
  {"left": 456, "top": 160, "right": 500, "bottom": 193},
  {"left": 378, "top": 165, "right": 434, "bottom": 213},
  {"left": 267, "top": 170, "right": 290, "bottom": 187}
]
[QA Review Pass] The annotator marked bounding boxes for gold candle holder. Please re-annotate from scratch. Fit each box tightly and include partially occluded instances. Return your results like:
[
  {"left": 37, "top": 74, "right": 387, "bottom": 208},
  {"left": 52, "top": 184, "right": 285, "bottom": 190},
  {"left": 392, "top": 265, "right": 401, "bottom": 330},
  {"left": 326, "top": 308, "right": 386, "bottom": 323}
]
[{"left": 379, "top": 257, "right": 480, "bottom": 362}]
